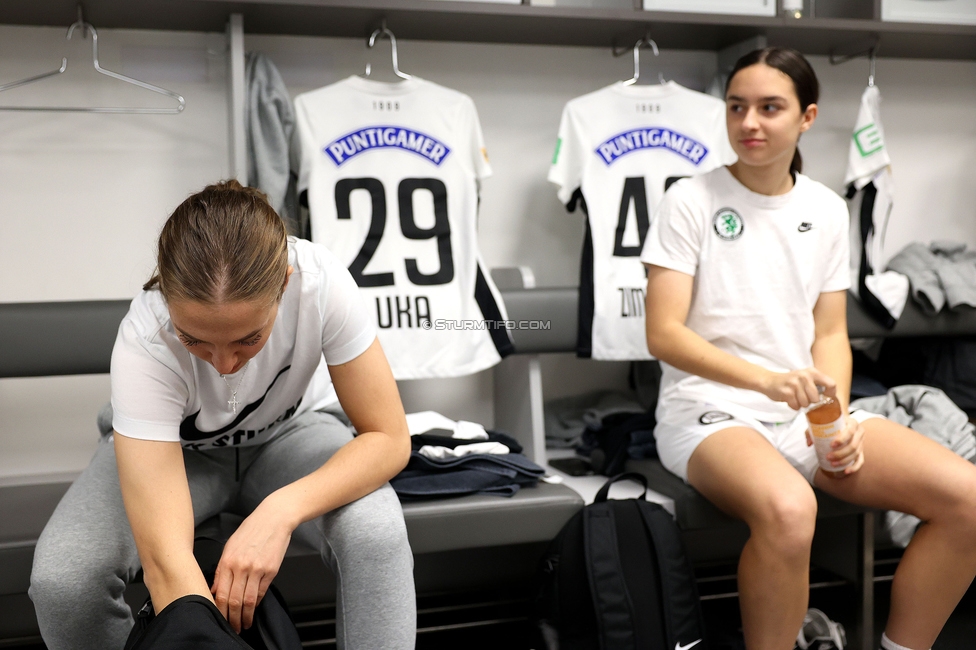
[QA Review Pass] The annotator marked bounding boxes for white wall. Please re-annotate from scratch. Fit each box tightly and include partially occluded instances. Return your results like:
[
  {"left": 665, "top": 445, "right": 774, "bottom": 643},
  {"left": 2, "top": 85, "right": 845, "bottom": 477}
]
[
  {"left": 1, "top": 23, "right": 975, "bottom": 477},
  {"left": 0, "top": 25, "right": 229, "bottom": 477},
  {"left": 0, "top": 25, "right": 230, "bottom": 302}
]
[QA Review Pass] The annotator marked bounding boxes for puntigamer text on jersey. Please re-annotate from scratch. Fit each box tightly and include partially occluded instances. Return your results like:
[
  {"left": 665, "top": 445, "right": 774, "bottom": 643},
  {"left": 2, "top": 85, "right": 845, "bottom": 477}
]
[
  {"left": 596, "top": 128, "right": 708, "bottom": 166},
  {"left": 325, "top": 126, "right": 452, "bottom": 166}
]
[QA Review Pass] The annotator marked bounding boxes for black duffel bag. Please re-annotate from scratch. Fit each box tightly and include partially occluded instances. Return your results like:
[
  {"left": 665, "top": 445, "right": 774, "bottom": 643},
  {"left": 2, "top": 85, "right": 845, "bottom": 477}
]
[{"left": 125, "top": 538, "right": 302, "bottom": 650}]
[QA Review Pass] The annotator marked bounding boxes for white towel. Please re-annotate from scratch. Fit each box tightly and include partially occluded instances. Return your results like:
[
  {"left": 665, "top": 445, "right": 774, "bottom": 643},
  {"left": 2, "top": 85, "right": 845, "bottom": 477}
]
[
  {"left": 418, "top": 442, "right": 510, "bottom": 460},
  {"left": 405, "top": 410, "right": 489, "bottom": 440}
]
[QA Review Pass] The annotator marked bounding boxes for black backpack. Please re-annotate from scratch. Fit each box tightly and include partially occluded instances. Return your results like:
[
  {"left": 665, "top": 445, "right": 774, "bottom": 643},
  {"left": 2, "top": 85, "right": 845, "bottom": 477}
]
[
  {"left": 538, "top": 473, "right": 707, "bottom": 650},
  {"left": 124, "top": 538, "right": 303, "bottom": 650}
]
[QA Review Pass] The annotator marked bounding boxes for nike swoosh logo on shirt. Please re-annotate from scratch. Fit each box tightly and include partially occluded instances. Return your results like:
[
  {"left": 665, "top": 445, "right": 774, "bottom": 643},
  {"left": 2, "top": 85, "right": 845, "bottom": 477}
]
[
  {"left": 180, "top": 365, "right": 291, "bottom": 441},
  {"left": 675, "top": 640, "right": 702, "bottom": 650}
]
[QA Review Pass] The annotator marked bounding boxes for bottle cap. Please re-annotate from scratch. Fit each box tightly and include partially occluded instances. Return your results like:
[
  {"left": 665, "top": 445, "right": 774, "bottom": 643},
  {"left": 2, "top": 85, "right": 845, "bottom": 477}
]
[{"left": 804, "top": 388, "right": 833, "bottom": 413}]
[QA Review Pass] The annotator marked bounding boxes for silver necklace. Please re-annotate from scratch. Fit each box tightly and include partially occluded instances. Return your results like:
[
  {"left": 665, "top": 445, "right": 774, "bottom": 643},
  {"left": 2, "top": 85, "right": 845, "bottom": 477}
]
[{"left": 219, "top": 361, "right": 250, "bottom": 414}]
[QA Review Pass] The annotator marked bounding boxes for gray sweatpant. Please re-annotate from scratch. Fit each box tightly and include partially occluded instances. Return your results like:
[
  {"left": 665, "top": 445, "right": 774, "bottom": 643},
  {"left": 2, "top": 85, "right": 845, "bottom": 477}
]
[{"left": 29, "top": 410, "right": 416, "bottom": 650}]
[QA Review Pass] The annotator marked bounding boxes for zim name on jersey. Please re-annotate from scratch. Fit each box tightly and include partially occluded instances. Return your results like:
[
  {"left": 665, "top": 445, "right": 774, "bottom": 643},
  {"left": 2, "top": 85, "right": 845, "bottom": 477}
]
[
  {"left": 619, "top": 287, "right": 645, "bottom": 318},
  {"left": 596, "top": 127, "right": 708, "bottom": 166},
  {"left": 325, "top": 126, "right": 452, "bottom": 166}
]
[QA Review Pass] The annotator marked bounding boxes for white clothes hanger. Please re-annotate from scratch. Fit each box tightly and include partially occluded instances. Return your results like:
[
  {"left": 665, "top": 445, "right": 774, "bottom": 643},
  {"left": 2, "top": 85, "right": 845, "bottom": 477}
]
[{"left": 0, "top": 5, "right": 185, "bottom": 114}]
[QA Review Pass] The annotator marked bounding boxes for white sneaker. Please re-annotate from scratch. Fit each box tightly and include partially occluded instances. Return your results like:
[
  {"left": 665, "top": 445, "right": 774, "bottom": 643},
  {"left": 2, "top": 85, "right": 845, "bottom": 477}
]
[{"left": 796, "top": 608, "right": 846, "bottom": 650}]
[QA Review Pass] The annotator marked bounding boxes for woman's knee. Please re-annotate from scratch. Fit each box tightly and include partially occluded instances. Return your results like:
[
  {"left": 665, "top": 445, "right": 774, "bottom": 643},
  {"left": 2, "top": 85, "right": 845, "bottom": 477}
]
[
  {"left": 30, "top": 510, "right": 138, "bottom": 611},
  {"left": 931, "top": 470, "right": 976, "bottom": 539},
  {"left": 749, "top": 484, "right": 818, "bottom": 558},
  {"left": 30, "top": 542, "right": 129, "bottom": 613},
  {"left": 326, "top": 486, "right": 411, "bottom": 561}
]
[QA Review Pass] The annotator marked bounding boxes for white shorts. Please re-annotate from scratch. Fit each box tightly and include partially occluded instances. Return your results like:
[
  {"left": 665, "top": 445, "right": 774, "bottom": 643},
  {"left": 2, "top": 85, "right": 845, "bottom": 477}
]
[{"left": 654, "top": 399, "right": 882, "bottom": 484}]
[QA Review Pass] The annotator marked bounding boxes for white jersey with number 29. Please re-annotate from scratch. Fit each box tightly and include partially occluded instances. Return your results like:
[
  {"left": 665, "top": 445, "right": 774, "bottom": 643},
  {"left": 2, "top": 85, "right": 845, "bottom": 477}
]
[
  {"left": 549, "top": 81, "right": 736, "bottom": 360},
  {"left": 296, "top": 76, "right": 513, "bottom": 379}
]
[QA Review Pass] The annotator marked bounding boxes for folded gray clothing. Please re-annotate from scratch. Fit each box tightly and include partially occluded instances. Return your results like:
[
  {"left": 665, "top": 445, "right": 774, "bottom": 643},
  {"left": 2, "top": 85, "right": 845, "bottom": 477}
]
[
  {"left": 852, "top": 385, "right": 976, "bottom": 461},
  {"left": 887, "top": 243, "right": 946, "bottom": 314},
  {"left": 882, "top": 511, "right": 922, "bottom": 550},
  {"left": 930, "top": 240, "right": 968, "bottom": 257},
  {"left": 581, "top": 391, "right": 645, "bottom": 428},
  {"left": 546, "top": 435, "right": 582, "bottom": 450},
  {"left": 852, "top": 384, "right": 976, "bottom": 547},
  {"left": 544, "top": 390, "right": 642, "bottom": 442},
  {"left": 887, "top": 241, "right": 976, "bottom": 313},
  {"left": 938, "top": 255, "right": 976, "bottom": 311}
]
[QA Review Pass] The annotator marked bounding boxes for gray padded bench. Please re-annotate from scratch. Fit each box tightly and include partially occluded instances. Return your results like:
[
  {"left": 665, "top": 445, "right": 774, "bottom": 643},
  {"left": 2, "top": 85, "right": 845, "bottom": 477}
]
[{"left": 0, "top": 299, "right": 584, "bottom": 641}]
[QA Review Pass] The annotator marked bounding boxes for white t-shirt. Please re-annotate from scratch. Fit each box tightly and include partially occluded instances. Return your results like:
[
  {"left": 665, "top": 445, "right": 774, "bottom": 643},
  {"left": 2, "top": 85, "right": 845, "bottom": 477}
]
[
  {"left": 641, "top": 166, "right": 851, "bottom": 422},
  {"left": 295, "top": 75, "right": 513, "bottom": 380},
  {"left": 111, "top": 238, "right": 376, "bottom": 449},
  {"left": 548, "top": 81, "right": 736, "bottom": 360}
]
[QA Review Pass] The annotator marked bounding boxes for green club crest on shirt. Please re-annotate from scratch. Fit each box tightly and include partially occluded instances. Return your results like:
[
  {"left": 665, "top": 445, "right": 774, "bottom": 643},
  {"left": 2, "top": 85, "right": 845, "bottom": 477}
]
[{"left": 713, "top": 208, "right": 744, "bottom": 241}]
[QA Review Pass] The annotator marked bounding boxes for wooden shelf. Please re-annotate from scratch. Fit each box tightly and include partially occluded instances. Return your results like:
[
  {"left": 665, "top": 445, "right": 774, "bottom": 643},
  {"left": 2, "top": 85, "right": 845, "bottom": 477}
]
[{"left": 1, "top": 0, "right": 975, "bottom": 59}]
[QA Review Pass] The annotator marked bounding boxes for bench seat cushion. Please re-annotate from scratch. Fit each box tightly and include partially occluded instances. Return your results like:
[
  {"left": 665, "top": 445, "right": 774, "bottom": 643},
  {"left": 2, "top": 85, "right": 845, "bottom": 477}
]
[
  {"left": 626, "top": 458, "right": 871, "bottom": 531},
  {"left": 402, "top": 482, "right": 583, "bottom": 554}
]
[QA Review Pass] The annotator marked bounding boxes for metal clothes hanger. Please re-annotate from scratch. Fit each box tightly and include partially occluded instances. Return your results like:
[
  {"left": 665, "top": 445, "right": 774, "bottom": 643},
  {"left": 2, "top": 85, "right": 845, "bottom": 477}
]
[
  {"left": 829, "top": 40, "right": 879, "bottom": 88},
  {"left": 364, "top": 21, "right": 412, "bottom": 80},
  {"left": 614, "top": 32, "right": 666, "bottom": 87},
  {"left": 0, "top": 5, "right": 185, "bottom": 114}
]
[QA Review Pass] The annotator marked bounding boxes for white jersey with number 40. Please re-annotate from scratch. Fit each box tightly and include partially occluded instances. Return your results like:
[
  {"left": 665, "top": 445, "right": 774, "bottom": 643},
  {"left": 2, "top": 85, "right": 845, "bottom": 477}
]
[
  {"left": 296, "top": 76, "right": 513, "bottom": 379},
  {"left": 549, "top": 81, "right": 735, "bottom": 360}
]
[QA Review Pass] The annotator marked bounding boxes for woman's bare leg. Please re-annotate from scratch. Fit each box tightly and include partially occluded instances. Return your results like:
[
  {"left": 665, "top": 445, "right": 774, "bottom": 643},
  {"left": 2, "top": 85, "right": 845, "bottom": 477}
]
[
  {"left": 816, "top": 419, "right": 976, "bottom": 649},
  {"left": 688, "top": 427, "right": 818, "bottom": 650}
]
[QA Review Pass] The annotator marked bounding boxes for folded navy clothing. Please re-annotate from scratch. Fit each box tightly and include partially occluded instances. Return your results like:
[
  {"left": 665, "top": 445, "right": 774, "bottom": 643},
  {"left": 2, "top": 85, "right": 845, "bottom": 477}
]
[
  {"left": 391, "top": 451, "right": 545, "bottom": 500},
  {"left": 399, "top": 464, "right": 517, "bottom": 481},
  {"left": 627, "top": 441, "right": 659, "bottom": 460},
  {"left": 576, "top": 411, "right": 658, "bottom": 475},
  {"left": 404, "top": 450, "right": 545, "bottom": 476},
  {"left": 629, "top": 429, "right": 656, "bottom": 446},
  {"left": 627, "top": 426, "right": 658, "bottom": 460},
  {"left": 410, "top": 430, "right": 523, "bottom": 454},
  {"left": 391, "top": 469, "right": 522, "bottom": 500}
]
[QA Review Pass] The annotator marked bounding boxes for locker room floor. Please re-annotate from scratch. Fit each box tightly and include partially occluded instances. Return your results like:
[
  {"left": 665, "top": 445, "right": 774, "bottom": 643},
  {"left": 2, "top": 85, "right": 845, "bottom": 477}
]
[{"left": 6, "top": 577, "right": 976, "bottom": 649}]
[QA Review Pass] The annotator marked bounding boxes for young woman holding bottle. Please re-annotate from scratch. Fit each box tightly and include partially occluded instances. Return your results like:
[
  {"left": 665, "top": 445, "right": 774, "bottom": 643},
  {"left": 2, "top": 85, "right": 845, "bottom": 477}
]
[{"left": 643, "top": 47, "right": 976, "bottom": 650}]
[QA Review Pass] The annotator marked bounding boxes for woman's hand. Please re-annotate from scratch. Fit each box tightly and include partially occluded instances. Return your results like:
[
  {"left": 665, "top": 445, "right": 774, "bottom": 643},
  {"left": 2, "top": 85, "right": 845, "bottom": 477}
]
[
  {"left": 831, "top": 416, "right": 866, "bottom": 476},
  {"left": 807, "top": 415, "right": 865, "bottom": 476},
  {"left": 759, "top": 367, "right": 836, "bottom": 410},
  {"left": 211, "top": 496, "right": 295, "bottom": 633}
]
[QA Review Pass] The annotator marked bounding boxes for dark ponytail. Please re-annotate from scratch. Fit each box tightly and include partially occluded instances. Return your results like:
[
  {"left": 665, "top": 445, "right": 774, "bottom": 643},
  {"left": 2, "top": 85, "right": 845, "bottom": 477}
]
[
  {"left": 791, "top": 149, "right": 803, "bottom": 176},
  {"left": 726, "top": 47, "right": 819, "bottom": 176}
]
